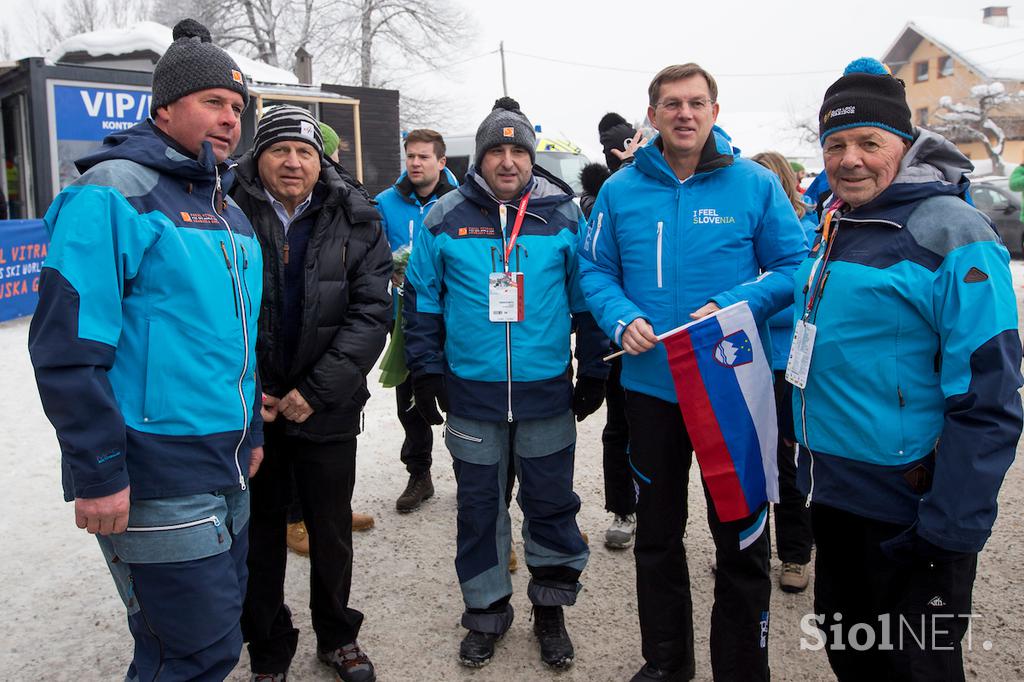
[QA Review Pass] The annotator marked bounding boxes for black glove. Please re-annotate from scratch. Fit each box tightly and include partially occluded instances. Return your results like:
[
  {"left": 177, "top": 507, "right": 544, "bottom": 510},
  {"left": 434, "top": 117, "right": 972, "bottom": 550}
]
[
  {"left": 572, "top": 376, "right": 606, "bottom": 422},
  {"left": 412, "top": 373, "right": 448, "bottom": 425}
]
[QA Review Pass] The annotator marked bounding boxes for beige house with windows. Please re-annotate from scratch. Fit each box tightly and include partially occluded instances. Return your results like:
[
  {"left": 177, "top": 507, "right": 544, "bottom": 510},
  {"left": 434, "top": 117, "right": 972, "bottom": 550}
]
[{"left": 882, "top": 6, "right": 1024, "bottom": 170}]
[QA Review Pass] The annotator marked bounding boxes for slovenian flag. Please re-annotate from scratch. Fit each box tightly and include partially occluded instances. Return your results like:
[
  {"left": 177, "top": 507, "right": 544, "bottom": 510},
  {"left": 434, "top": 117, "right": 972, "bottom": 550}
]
[{"left": 662, "top": 301, "right": 779, "bottom": 526}]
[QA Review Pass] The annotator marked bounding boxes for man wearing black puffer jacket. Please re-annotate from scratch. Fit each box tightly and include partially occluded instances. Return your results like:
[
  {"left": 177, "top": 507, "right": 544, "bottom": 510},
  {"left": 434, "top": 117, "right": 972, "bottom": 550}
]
[{"left": 231, "top": 105, "right": 392, "bottom": 682}]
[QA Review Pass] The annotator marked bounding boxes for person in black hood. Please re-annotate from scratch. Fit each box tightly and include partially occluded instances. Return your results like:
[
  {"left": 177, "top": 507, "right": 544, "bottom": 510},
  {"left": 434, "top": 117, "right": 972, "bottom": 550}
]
[
  {"left": 231, "top": 105, "right": 391, "bottom": 682},
  {"left": 579, "top": 113, "right": 645, "bottom": 552}
]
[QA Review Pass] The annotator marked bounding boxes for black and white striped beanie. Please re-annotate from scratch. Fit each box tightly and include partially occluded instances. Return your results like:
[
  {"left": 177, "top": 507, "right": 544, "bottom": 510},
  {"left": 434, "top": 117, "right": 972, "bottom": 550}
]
[{"left": 253, "top": 105, "right": 324, "bottom": 159}]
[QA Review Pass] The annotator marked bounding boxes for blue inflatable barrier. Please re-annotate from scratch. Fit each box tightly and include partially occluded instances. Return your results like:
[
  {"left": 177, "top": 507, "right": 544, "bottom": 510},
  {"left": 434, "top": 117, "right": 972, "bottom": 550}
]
[{"left": 0, "top": 220, "right": 48, "bottom": 322}]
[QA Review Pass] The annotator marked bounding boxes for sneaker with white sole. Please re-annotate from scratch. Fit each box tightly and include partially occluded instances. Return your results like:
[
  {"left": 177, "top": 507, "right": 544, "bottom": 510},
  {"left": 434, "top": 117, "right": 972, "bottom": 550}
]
[
  {"left": 780, "top": 561, "right": 810, "bottom": 593},
  {"left": 604, "top": 513, "right": 636, "bottom": 549}
]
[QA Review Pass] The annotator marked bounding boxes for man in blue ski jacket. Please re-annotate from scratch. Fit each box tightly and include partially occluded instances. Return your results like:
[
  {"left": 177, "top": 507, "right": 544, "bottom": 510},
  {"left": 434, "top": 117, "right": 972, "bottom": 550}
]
[
  {"left": 28, "top": 19, "right": 263, "bottom": 680},
  {"left": 375, "top": 128, "right": 458, "bottom": 513},
  {"left": 403, "top": 97, "right": 608, "bottom": 670},
  {"left": 578, "top": 63, "right": 807, "bottom": 682},
  {"left": 795, "top": 57, "right": 1023, "bottom": 680}
]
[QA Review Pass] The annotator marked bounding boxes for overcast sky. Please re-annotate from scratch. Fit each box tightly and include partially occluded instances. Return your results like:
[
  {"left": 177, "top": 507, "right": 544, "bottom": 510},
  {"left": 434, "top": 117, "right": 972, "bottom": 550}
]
[
  {"left": 399, "top": 0, "right": 995, "bottom": 161},
  {"left": 0, "top": 0, "right": 1002, "bottom": 162}
]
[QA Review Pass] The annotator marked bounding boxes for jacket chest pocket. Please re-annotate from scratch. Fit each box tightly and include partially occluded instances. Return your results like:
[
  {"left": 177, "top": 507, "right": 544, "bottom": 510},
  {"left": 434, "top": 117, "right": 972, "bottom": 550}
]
[{"left": 656, "top": 221, "right": 665, "bottom": 288}]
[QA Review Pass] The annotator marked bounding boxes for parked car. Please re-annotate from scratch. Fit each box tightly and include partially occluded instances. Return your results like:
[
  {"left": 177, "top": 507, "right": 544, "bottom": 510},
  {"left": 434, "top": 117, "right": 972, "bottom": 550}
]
[{"left": 971, "top": 176, "right": 1023, "bottom": 257}]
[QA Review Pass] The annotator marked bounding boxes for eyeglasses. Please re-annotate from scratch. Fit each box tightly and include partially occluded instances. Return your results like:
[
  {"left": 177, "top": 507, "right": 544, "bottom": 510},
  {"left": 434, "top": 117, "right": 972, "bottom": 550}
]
[{"left": 655, "top": 98, "right": 714, "bottom": 114}]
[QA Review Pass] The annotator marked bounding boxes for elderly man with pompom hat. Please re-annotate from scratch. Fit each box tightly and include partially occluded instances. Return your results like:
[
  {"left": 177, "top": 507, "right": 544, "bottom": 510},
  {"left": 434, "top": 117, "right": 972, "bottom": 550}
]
[
  {"left": 28, "top": 18, "right": 263, "bottom": 679},
  {"left": 795, "top": 57, "right": 1023, "bottom": 679}
]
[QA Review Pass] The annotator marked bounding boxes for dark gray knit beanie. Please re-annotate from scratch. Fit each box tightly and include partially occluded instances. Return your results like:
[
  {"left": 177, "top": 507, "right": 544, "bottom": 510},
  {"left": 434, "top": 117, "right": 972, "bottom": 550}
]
[
  {"left": 474, "top": 97, "right": 536, "bottom": 168},
  {"left": 151, "top": 19, "right": 250, "bottom": 115},
  {"left": 253, "top": 105, "right": 324, "bottom": 159}
]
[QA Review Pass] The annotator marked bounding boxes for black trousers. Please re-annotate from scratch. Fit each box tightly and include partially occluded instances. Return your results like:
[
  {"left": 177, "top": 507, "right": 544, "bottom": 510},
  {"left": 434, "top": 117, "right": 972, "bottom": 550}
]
[
  {"left": 812, "top": 503, "right": 978, "bottom": 681},
  {"left": 772, "top": 370, "right": 812, "bottom": 564},
  {"left": 396, "top": 375, "right": 433, "bottom": 475},
  {"left": 625, "top": 391, "right": 771, "bottom": 680},
  {"left": 602, "top": 355, "right": 636, "bottom": 516},
  {"left": 241, "top": 424, "right": 364, "bottom": 673}
]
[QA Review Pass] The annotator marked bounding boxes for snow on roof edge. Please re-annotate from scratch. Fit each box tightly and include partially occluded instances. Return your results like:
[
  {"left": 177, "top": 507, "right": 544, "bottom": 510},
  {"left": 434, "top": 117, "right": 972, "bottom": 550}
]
[{"left": 47, "top": 21, "right": 298, "bottom": 85}]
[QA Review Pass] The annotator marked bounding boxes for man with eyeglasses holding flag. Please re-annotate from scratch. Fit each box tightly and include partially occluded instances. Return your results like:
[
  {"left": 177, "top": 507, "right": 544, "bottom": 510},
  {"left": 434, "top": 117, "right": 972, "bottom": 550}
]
[{"left": 579, "top": 63, "right": 806, "bottom": 681}]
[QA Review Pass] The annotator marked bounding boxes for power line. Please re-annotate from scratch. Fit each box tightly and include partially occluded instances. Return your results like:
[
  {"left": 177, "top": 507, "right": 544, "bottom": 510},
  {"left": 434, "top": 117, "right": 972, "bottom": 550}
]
[
  {"left": 504, "top": 49, "right": 841, "bottom": 78},
  {"left": 398, "top": 49, "right": 498, "bottom": 80}
]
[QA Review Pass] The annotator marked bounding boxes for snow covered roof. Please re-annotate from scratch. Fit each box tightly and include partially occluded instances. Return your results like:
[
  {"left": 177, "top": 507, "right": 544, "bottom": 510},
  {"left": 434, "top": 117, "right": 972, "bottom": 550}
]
[
  {"left": 47, "top": 21, "right": 298, "bottom": 85},
  {"left": 883, "top": 17, "right": 1024, "bottom": 81}
]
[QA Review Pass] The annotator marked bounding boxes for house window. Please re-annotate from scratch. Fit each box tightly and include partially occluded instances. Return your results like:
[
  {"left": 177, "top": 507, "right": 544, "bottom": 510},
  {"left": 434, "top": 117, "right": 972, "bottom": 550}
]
[
  {"left": 938, "top": 55, "right": 954, "bottom": 77},
  {"left": 915, "top": 61, "right": 929, "bottom": 82},
  {"left": 916, "top": 108, "right": 928, "bottom": 126}
]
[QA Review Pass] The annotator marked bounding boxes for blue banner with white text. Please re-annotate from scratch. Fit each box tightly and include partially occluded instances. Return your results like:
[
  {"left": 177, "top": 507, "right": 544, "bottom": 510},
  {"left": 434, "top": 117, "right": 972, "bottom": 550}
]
[
  {"left": 52, "top": 83, "right": 152, "bottom": 189},
  {"left": 0, "top": 220, "right": 48, "bottom": 322}
]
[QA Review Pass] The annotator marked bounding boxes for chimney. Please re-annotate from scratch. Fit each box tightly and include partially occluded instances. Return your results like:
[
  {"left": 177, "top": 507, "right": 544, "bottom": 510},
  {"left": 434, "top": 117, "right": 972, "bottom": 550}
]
[
  {"left": 983, "top": 6, "right": 1010, "bottom": 27},
  {"left": 294, "top": 46, "right": 313, "bottom": 85}
]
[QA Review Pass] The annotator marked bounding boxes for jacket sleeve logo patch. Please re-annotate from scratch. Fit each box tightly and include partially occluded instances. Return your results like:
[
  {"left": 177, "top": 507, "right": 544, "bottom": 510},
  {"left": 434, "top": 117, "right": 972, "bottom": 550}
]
[{"left": 963, "top": 266, "right": 989, "bottom": 283}]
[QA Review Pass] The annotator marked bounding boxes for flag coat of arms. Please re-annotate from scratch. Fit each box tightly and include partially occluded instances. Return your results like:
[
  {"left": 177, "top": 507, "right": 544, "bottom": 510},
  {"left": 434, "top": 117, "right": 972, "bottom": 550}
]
[{"left": 661, "top": 301, "right": 779, "bottom": 523}]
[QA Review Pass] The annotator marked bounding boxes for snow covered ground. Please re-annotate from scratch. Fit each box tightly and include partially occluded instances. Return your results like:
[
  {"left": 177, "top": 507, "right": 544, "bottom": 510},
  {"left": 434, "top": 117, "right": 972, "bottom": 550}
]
[{"left": 3, "top": 263, "right": 1024, "bottom": 681}]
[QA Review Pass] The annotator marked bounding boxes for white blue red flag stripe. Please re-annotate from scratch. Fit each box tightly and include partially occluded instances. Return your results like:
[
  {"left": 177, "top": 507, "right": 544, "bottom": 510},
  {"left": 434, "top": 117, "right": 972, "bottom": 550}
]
[{"left": 661, "top": 301, "right": 779, "bottom": 522}]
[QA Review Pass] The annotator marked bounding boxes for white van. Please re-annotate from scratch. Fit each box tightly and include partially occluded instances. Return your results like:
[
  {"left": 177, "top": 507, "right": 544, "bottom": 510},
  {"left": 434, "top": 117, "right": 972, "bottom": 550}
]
[{"left": 442, "top": 127, "right": 591, "bottom": 196}]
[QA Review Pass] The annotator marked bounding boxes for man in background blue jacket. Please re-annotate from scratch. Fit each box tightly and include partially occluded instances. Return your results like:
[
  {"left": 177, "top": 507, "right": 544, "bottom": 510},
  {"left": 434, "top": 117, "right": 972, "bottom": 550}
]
[
  {"left": 28, "top": 19, "right": 263, "bottom": 680},
  {"left": 579, "top": 63, "right": 806, "bottom": 682},
  {"left": 796, "top": 58, "right": 1023, "bottom": 680},
  {"left": 375, "top": 129, "right": 458, "bottom": 513}
]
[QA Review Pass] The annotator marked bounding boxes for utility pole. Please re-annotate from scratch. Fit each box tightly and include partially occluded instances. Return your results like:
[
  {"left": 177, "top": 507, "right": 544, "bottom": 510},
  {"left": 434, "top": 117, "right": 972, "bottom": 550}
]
[{"left": 499, "top": 41, "right": 508, "bottom": 96}]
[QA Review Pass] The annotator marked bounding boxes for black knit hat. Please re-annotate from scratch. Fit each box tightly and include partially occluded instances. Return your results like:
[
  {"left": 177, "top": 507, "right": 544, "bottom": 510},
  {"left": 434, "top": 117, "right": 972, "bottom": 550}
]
[
  {"left": 151, "top": 19, "right": 250, "bottom": 115},
  {"left": 253, "top": 105, "right": 324, "bottom": 159},
  {"left": 819, "top": 57, "right": 913, "bottom": 145},
  {"left": 474, "top": 97, "right": 536, "bottom": 168},
  {"left": 597, "top": 112, "right": 637, "bottom": 171}
]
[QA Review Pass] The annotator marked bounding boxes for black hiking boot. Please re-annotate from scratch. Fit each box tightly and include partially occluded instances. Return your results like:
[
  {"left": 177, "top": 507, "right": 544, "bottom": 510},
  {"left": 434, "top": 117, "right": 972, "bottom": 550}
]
[
  {"left": 396, "top": 471, "right": 434, "bottom": 513},
  {"left": 532, "top": 605, "right": 574, "bottom": 669},
  {"left": 458, "top": 629, "right": 502, "bottom": 667}
]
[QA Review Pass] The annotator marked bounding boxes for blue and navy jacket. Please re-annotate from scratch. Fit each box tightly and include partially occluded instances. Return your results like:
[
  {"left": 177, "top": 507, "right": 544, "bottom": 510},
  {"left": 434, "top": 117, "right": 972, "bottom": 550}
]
[
  {"left": 375, "top": 167, "right": 459, "bottom": 252},
  {"left": 768, "top": 210, "right": 818, "bottom": 370},
  {"left": 403, "top": 166, "right": 608, "bottom": 422},
  {"left": 794, "top": 129, "right": 1023, "bottom": 553},
  {"left": 28, "top": 121, "right": 263, "bottom": 502},
  {"left": 578, "top": 126, "right": 807, "bottom": 403}
]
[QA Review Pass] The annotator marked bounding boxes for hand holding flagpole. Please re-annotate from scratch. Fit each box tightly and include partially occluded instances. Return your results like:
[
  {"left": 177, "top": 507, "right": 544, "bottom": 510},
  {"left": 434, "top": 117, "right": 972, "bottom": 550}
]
[{"left": 604, "top": 303, "right": 722, "bottom": 362}]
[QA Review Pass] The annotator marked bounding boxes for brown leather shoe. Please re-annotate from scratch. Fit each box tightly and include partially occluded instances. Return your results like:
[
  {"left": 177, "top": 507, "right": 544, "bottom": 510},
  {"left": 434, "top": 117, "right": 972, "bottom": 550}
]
[
  {"left": 286, "top": 521, "right": 309, "bottom": 556},
  {"left": 352, "top": 512, "right": 375, "bottom": 532}
]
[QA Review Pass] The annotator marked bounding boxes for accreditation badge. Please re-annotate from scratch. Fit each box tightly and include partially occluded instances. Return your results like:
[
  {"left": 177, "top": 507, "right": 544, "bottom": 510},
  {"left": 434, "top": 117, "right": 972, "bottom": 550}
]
[
  {"left": 488, "top": 272, "right": 525, "bottom": 322},
  {"left": 785, "top": 320, "right": 816, "bottom": 389}
]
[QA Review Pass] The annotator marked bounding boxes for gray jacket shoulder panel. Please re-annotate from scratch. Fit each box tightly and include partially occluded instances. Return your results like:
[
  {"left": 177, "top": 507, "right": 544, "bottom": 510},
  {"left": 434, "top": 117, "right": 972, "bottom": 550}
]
[
  {"left": 906, "top": 194, "right": 1000, "bottom": 258},
  {"left": 423, "top": 190, "right": 465, "bottom": 231},
  {"left": 73, "top": 159, "right": 160, "bottom": 199}
]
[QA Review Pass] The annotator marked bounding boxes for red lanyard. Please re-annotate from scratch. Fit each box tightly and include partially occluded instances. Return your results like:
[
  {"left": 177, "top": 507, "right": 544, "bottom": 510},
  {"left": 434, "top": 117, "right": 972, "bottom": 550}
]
[
  {"left": 500, "top": 192, "right": 531, "bottom": 270},
  {"left": 803, "top": 207, "right": 840, "bottom": 317}
]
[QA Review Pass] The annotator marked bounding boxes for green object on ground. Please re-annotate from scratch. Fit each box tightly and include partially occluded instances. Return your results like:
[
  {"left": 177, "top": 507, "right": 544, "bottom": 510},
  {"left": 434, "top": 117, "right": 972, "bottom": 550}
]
[{"left": 379, "top": 294, "right": 409, "bottom": 388}]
